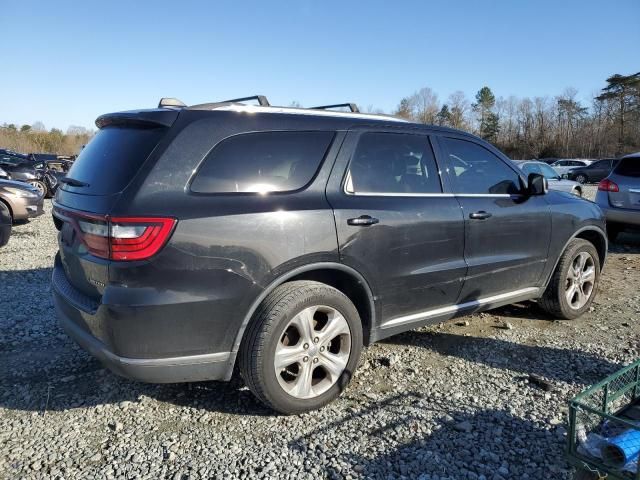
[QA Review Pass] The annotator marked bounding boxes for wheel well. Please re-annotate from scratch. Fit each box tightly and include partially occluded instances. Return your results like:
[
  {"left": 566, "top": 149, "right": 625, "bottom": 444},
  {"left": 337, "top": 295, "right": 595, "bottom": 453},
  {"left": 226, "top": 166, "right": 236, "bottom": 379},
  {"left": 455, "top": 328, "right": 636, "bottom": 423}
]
[
  {"left": 575, "top": 229, "right": 606, "bottom": 269},
  {"left": 288, "top": 269, "right": 374, "bottom": 345}
]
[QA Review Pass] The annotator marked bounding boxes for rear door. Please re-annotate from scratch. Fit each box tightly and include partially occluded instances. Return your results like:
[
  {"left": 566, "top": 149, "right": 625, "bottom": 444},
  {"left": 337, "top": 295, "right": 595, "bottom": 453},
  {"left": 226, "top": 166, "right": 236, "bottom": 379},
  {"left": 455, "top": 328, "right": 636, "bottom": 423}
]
[
  {"left": 608, "top": 157, "right": 640, "bottom": 210},
  {"left": 327, "top": 129, "right": 466, "bottom": 327},
  {"left": 435, "top": 135, "right": 551, "bottom": 302}
]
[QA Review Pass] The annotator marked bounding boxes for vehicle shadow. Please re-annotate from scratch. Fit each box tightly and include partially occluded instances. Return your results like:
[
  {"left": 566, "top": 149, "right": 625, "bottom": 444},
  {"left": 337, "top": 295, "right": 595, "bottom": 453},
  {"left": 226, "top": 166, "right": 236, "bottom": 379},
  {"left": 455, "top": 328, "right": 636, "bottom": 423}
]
[
  {"left": 287, "top": 393, "right": 572, "bottom": 479},
  {"left": 382, "top": 331, "right": 621, "bottom": 387},
  {"left": 609, "top": 230, "right": 640, "bottom": 254}
]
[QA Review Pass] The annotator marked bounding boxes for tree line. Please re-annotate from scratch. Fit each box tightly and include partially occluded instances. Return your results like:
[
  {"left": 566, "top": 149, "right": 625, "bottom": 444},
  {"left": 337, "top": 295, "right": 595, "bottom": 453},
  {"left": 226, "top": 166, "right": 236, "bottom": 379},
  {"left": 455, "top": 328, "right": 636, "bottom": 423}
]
[
  {"left": 0, "top": 122, "right": 93, "bottom": 156},
  {"left": 393, "top": 71, "right": 640, "bottom": 159}
]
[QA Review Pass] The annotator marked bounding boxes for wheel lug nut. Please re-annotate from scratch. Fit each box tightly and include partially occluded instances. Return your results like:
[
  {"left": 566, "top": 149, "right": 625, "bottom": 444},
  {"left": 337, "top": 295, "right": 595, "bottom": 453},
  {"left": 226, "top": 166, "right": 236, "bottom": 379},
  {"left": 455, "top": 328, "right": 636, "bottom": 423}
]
[
  {"left": 303, "top": 356, "right": 309, "bottom": 362},
  {"left": 313, "top": 358, "right": 319, "bottom": 364},
  {"left": 313, "top": 337, "right": 319, "bottom": 344},
  {"left": 303, "top": 343, "right": 309, "bottom": 349},
  {"left": 320, "top": 346, "right": 325, "bottom": 352}
]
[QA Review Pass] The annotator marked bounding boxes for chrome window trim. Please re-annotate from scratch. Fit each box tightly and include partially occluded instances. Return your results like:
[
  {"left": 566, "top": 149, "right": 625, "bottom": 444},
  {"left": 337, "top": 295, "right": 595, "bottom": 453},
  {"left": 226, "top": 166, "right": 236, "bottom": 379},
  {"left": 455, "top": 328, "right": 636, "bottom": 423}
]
[
  {"left": 380, "top": 287, "right": 540, "bottom": 329},
  {"left": 629, "top": 188, "right": 640, "bottom": 193}
]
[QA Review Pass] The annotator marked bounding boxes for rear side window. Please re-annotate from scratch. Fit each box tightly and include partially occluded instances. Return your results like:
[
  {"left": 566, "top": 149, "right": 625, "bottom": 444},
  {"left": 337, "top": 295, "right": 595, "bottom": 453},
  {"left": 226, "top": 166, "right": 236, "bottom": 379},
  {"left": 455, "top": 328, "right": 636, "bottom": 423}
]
[
  {"left": 64, "top": 126, "right": 166, "bottom": 195},
  {"left": 615, "top": 158, "right": 640, "bottom": 177},
  {"left": 346, "top": 132, "right": 441, "bottom": 194},
  {"left": 191, "top": 131, "right": 334, "bottom": 194}
]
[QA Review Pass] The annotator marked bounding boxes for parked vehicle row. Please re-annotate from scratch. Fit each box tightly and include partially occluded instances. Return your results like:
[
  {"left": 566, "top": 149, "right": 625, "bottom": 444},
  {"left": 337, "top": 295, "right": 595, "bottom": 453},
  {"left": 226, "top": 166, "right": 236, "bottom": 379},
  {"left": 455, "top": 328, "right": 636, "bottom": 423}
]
[
  {"left": 550, "top": 159, "right": 593, "bottom": 177},
  {"left": 567, "top": 158, "right": 620, "bottom": 184},
  {"left": 0, "top": 149, "right": 72, "bottom": 197},
  {"left": 51, "top": 95, "right": 607, "bottom": 414}
]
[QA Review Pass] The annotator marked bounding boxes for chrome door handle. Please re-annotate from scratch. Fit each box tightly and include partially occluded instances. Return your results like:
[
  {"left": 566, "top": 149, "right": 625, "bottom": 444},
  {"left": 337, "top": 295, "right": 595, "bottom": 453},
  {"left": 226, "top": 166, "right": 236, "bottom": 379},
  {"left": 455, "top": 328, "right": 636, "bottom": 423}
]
[
  {"left": 469, "top": 211, "right": 492, "bottom": 220},
  {"left": 347, "top": 215, "right": 379, "bottom": 226}
]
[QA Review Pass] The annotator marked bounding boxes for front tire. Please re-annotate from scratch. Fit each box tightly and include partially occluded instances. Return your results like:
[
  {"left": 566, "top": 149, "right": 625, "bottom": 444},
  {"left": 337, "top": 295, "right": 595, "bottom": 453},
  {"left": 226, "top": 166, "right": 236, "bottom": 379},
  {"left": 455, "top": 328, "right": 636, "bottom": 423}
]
[
  {"left": 540, "top": 239, "right": 600, "bottom": 319},
  {"left": 239, "top": 280, "right": 363, "bottom": 414},
  {"left": 28, "top": 180, "right": 46, "bottom": 197}
]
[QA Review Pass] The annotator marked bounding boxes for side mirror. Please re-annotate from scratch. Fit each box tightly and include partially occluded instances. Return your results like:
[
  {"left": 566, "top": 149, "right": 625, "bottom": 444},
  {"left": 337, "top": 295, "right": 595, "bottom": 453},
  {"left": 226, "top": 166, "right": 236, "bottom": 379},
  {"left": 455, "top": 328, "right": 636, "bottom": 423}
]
[{"left": 527, "top": 173, "right": 548, "bottom": 195}]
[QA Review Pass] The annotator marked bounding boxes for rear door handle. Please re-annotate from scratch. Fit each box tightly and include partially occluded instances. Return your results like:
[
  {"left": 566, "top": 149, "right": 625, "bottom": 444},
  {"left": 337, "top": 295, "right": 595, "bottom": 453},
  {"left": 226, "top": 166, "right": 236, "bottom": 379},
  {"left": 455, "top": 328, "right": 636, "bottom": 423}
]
[
  {"left": 469, "top": 211, "right": 492, "bottom": 220},
  {"left": 347, "top": 215, "right": 379, "bottom": 226}
]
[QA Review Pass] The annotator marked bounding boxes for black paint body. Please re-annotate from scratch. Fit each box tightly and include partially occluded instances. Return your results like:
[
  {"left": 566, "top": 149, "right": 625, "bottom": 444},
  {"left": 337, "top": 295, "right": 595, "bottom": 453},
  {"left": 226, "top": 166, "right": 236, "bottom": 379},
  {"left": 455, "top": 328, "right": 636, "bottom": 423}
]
[{"left": 52, "top": 107, "right": 607, "bottom": 383}]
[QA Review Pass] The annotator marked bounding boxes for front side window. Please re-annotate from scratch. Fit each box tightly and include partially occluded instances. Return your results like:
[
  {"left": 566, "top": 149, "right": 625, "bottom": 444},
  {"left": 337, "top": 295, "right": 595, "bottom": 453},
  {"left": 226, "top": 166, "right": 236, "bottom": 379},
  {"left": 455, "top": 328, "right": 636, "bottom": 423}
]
[
  {"left": 191, "top": 131, "right": 334, "bottom": 194},
  {"left": 441, "top": 137, "right": 521, "bottom": 195},
  {"left": 591, "top": 160, "right": 608, "bottom": 169},
  {"left": 346, "top": 133, "right": 441, "bottom": 194}
]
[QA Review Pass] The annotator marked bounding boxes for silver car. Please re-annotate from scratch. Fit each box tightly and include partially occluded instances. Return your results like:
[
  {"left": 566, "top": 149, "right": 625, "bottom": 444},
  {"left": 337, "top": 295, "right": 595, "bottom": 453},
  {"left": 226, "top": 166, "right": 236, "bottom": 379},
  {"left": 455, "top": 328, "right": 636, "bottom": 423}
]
[
  {"left": 551, "top": 159, "right": 593, "bottom": 178},
  {"left": 514, "top": 160, "right": 583, "bottom": 196},
  {"left": 595, "top": 152, "right": 640, "bottom": 241}
]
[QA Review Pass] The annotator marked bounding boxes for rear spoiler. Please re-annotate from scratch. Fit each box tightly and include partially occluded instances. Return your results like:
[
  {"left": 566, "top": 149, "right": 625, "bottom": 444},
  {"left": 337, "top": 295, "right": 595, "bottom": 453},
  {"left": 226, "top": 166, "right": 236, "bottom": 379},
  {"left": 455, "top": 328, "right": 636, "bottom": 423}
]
[{"left": 95, "top": 109, "right": 179, "bottom": 129}]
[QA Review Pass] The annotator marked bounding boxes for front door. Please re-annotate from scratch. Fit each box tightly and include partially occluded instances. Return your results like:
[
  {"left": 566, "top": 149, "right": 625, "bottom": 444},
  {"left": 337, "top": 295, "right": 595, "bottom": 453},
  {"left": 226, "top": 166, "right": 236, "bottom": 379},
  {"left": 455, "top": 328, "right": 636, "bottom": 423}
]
[
  {"left": 436, "top": 135, "right": 552, "bottom": 303},
  {"left": 327, "top": 130, "right": 466, "bottom": 328}
]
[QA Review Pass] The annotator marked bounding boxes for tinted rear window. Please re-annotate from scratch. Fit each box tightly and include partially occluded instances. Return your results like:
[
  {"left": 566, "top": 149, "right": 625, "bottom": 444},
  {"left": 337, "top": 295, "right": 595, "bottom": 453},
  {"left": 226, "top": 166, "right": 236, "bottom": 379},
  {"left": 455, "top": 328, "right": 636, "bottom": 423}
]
[
  {"left": 63, "top": 126, "right": 166, "bottom": 195},
  {"left": 191, "top": 131, "right": 334, "bottom": 194},
  {"left": 615, "top": 158, "right": 640, "bottom": 177}
]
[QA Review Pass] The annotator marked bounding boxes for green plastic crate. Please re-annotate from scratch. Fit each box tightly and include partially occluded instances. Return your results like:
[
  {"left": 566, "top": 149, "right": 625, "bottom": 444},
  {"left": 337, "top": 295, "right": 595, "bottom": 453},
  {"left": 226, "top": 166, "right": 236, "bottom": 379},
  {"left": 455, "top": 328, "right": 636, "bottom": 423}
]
[{"left": 568, "top": 359, "right": 640, "bottom": 479}]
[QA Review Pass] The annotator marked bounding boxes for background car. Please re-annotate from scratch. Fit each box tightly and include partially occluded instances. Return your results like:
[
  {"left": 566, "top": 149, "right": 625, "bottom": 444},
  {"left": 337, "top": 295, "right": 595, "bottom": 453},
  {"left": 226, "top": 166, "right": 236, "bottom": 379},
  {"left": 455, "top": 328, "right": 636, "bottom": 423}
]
[
  {"left": 568, "top": 158, "right": 620, "bottom": 184},
  {"left": 514, "top": 160, "right": 583, "bottom": 196},
  {"left": 0, "top": 179, "right": 44, "bottom": 223},
  {"left": 595, "top": 152, "right": 640, "bottom": 242},
  {"left": 551, "top": 159, "right": 593, "bottom": 177}
]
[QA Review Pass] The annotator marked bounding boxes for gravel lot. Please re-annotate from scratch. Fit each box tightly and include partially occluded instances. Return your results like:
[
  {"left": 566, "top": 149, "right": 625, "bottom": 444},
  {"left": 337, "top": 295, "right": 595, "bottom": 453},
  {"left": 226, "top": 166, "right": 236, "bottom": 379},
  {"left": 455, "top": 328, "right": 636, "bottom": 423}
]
[{"left": 2, "top": 190, "right": 639, "bottom": 480}]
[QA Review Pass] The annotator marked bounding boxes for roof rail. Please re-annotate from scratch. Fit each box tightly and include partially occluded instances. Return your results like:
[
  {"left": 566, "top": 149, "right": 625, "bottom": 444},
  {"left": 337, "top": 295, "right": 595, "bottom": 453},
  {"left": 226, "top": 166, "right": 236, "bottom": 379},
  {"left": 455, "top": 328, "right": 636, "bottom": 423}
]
[
  {"left": 158, "top": 97, "right": 187, "bottom": 108},
  {"left": 218, "top": 95, "right": 270, "bottom": 106},
  {"left": 311, "top": 103, "right": 360, "bottom": 113}
]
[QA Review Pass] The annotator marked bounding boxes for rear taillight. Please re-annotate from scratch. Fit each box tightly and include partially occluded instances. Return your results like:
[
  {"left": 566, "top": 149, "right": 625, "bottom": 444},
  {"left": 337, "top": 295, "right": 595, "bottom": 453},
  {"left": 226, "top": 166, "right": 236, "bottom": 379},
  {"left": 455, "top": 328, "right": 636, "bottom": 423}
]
[
  {"left": 110, "top": 217, "right": 176, "bottom": 261},
  {"left": 54, "top": 207, "right": 176, "bottom": 261},
  {"left": 598, "top": 179, "right": 619, "bottom": 192}
]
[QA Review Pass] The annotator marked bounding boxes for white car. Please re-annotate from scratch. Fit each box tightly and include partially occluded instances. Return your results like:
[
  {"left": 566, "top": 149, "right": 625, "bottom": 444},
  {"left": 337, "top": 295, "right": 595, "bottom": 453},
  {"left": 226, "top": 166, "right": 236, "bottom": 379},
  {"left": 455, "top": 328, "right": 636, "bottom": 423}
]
[{"left": 551, "top": 159, "right": 593, "bottom": 178}]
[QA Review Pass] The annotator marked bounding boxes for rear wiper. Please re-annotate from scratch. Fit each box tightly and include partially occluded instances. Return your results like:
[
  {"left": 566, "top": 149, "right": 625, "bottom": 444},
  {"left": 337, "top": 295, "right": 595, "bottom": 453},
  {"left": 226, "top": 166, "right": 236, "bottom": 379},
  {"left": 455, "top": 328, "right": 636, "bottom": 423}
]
[{"left": 60, "top": 177, "right": 89, "bottom": 187}]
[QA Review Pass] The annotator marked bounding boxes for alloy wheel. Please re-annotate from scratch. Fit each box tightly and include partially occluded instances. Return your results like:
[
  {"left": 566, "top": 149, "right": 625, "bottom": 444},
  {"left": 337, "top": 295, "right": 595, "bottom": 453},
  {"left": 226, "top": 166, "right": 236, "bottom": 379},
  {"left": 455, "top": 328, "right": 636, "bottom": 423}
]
[
  {"left": 274, "top": 305, "right": 351, "bottom": 399},
  {"left": 565, "top": 251, "right": 595, "bottom": 310},
  {"left": 28, "top": 181, "right": 45, "bottom": 196}
]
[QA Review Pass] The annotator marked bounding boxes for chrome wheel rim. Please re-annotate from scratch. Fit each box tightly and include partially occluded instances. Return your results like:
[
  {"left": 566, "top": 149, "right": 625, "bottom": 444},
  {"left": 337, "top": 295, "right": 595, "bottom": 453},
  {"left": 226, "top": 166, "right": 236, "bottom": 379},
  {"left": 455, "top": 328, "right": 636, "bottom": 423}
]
[
  {"left": 274, "top": 305, "right": 351, "bottom": 399},
  {"left": 565, "top": 251, "right": 596, "bottom": 310},
  {"left": 28, "top": 181, "right": 45, "bottom": 196}
]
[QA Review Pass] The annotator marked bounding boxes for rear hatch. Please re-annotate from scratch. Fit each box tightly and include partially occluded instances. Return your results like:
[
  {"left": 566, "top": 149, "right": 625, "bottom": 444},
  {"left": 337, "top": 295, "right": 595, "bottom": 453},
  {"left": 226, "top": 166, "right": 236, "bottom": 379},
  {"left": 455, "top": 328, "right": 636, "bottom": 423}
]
[
  {"left": 606, "top": 157, "right": 640, "bottom": 210},
  {"left": 53, "top": 109, "right": 178, "bottom": 301}
]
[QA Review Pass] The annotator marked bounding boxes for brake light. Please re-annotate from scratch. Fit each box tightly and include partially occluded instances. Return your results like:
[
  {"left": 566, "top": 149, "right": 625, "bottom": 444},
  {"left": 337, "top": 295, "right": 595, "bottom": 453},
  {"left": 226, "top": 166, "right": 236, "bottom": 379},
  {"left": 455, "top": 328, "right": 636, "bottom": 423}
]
[
  {"left": 598, "top": 179, "right": 619, "bottom": 192},
  {"left": 54, "top": 207, "right": 176, "bottom": 261},
  {"left": 110, "top": 217, "right": 176, "bottom": 261}
]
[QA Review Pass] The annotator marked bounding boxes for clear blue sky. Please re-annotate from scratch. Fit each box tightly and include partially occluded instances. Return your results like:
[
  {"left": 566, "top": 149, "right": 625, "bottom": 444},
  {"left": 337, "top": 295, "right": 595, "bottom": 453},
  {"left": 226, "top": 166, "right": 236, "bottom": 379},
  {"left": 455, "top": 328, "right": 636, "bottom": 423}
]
[{"left": 1, "top": 0, "right": 638, "bottom": 130}]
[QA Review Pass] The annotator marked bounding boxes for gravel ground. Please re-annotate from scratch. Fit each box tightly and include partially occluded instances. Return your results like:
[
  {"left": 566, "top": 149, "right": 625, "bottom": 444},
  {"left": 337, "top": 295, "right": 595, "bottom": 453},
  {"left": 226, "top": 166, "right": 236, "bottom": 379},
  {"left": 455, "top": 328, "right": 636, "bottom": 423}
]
[{"left": 1, "top": 192, "right": 639, "bottom": 480}]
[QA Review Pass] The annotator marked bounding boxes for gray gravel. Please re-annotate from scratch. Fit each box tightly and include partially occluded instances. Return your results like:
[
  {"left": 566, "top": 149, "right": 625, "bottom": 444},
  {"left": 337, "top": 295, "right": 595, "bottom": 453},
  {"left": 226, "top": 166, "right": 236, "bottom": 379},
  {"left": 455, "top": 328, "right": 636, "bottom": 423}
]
[{"left": 1, "top": 199, "right": 639, "bottom": 480}]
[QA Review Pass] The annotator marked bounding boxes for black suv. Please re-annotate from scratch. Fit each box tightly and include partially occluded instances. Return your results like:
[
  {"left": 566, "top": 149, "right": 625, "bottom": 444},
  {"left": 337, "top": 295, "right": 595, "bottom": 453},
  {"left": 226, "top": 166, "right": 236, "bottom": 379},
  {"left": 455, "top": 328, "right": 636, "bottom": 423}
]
[
  {"left": 568, "top": 158, "right": 620, "bottom": 184},
  {"left": 52, "top": 96, "right": 607, "bottom": 413}
]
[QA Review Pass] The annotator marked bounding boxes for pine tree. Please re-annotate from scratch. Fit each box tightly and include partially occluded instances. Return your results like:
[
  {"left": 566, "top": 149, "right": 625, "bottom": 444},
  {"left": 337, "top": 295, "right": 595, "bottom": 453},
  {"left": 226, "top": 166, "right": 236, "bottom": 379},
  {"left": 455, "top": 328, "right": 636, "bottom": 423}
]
[
  {"left": 394, "top": 98, "right": 413, "bottom": 120},
  {"left": 436, "top": 104, "right": 451, "bottom": 126},
  {"left": 473, "top": 87, "right": 499, "bottom": 141},
  {"left": 596, "top": 72, "right": 640, "bottom": 154}
]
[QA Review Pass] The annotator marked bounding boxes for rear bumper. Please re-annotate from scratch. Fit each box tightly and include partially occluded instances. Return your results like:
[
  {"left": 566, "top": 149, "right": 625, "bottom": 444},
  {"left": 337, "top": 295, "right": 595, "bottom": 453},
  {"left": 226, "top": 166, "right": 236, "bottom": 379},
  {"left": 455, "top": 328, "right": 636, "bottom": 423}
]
[
  {"left": 52, "top": 263, "right": 235, "bottom": 383},
  {"left": 600, "top": 205, "right": 640, "bottom": 227}
]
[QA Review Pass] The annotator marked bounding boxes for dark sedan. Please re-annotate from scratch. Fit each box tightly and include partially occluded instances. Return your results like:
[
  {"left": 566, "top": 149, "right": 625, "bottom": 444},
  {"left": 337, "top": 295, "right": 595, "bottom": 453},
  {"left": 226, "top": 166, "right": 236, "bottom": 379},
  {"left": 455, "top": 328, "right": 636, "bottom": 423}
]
[{"left": 568, "top": 158, "right": 620, "bottom": 184}]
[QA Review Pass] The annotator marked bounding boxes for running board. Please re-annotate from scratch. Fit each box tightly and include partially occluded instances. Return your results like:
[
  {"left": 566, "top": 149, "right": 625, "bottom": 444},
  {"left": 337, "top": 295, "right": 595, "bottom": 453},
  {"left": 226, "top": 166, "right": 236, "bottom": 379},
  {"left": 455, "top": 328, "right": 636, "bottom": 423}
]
[{"left": 380, "top": 287, "right": 541, "bottom": 330}]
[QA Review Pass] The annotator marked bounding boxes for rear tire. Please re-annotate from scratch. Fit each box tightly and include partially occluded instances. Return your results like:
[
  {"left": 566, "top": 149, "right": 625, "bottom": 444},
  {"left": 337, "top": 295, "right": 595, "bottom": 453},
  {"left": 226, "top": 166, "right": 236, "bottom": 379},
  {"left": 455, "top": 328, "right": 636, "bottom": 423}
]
[
  {"left": 575, "top": 174, "right": 588, "bottom": 184},
  {"left": 539, "top": 239, "right": 600, "bottom": 320},
  {"left": 239, "top": 280, "right": 363, "bottom": 414}
]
